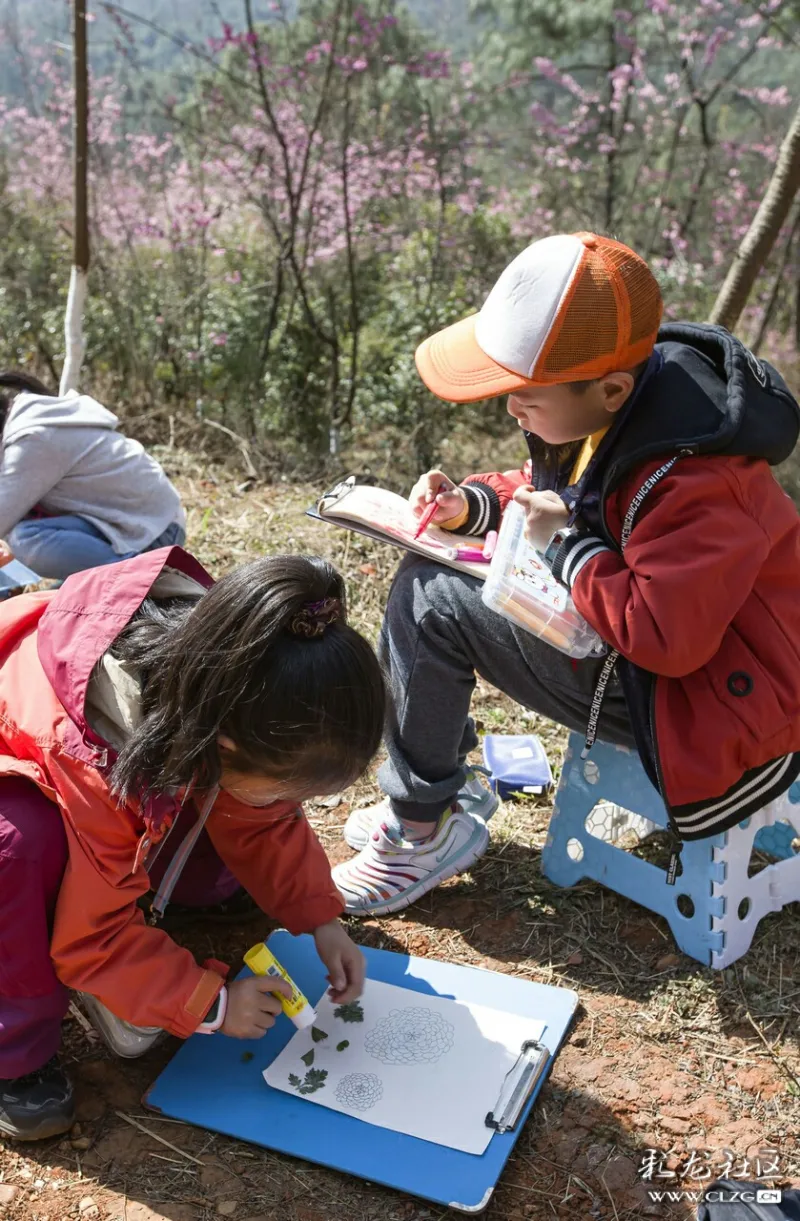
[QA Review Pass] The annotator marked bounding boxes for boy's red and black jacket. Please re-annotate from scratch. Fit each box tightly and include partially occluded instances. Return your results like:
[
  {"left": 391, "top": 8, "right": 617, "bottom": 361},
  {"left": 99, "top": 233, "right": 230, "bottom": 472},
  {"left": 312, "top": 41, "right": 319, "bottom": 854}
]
[{"left": 456, "top": 323, "right": 800, "bottom": 837}]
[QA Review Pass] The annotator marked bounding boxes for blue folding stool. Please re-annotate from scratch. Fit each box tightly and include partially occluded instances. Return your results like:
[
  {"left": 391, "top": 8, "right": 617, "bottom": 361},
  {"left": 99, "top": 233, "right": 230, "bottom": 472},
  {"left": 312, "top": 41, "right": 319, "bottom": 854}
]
[{"left": 541, "top": 733, "right": 800, "bottom": 968}]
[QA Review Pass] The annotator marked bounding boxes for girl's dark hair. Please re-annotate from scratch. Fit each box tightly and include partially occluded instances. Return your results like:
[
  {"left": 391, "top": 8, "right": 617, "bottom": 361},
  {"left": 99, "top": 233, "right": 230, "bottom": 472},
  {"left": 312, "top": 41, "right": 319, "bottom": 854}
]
[
  {"left": 0, "top": 371, "right": 54, "bottom": 432},
  {"left": 107, "top": 555, "right": 386, "bottom": 801}
]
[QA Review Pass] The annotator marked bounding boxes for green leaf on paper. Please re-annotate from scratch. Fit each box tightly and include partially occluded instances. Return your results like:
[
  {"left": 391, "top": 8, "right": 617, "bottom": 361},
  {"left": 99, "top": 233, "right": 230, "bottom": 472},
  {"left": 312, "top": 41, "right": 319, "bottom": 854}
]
[
  {"left": 299, "top": 1068, "right": 328, "bottom": 1095},
  {"left": 289, "top": 1067, "right": 329, "bottom": 1096},
  {"left": 336, "top": 1040, "right": 350, "bottom": 1052},
  {"left": 333, "top": 1001, "right": 364, "bottom": 1023},
  {"left": 311, "top": 1026, "right": 329, "bottom": 1043}
]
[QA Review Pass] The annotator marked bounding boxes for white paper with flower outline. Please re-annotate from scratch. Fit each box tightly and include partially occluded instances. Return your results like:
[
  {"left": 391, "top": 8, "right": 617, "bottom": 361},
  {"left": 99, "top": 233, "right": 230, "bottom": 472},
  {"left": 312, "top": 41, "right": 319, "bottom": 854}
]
[
  {"left": 335, "top": 1072, "right": 383, "bottom": 1111},
  {"left": 264, "top": 978, "right": 545, "bottom": 1154},
  {"left": 365, "top": 1006, "right": 455, "bottom": 1064}
]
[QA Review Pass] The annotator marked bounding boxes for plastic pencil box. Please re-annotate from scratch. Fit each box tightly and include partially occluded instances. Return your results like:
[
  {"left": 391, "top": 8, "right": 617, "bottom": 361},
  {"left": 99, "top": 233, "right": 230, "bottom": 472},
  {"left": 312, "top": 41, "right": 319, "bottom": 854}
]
[
  {"left": 482, "top": 734, "right": 554, "bottom": 799},
  {"left": 0, "top": 559, "right": 40, "bottom": 599},
  {"left": 481, "top": 501, "right": 603, "bottom": 660}
]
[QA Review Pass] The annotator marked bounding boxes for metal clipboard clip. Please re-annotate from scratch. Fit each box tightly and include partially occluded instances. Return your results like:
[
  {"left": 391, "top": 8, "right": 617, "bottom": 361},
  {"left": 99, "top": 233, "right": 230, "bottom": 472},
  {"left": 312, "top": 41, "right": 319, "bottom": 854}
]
[
  {"left": 318, "top": 475, "right": 357, "bottom": 514},
  {"left": 485, "top": 1039, "right": 550, "bottom": 1134}
]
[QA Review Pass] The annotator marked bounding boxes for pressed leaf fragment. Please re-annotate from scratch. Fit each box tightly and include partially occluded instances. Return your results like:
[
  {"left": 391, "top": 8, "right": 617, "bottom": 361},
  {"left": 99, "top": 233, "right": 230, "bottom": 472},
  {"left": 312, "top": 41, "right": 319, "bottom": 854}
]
[
  {"left": 300, "top": 1049, "right": 315, "bottom": 1067},
  {"left": 336, "top": 1040, "right": 350, "bottom": 1052},
  {"left": 311, "top": 1026, "right": 329, "bottom": 1043}
]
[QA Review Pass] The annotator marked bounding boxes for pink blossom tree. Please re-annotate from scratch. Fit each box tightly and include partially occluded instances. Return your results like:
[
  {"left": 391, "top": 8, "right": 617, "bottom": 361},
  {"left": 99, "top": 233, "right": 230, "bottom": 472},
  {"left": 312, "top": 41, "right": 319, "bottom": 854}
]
[{"left": 0, "top": 0, "right": 797, "bottom": 472}]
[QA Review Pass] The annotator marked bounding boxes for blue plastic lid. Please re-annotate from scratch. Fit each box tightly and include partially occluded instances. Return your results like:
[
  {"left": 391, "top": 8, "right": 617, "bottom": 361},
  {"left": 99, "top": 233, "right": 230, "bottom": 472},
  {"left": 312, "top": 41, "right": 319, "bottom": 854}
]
[{"left": 482, "top": 734, "right": 553, "bottom": 793}]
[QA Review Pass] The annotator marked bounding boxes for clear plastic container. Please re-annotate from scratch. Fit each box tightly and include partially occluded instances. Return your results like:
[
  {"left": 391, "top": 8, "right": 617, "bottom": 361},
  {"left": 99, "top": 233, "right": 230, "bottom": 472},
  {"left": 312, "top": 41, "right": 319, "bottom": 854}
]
[{"left": 481, "top": 501, "right": 604, "bottom": 659}]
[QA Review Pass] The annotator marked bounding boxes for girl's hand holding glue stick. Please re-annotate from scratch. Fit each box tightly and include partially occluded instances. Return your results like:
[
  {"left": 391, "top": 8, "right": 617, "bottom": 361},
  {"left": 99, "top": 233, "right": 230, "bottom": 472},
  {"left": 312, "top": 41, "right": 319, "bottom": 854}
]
[
  {"left": 221, "top": 970, "right": 295, "bottom": 1040},
  {"left": 409, "top": 469, "right": 468, "bottom": 536},
  {"left": 244, "top": 943, "right": 317, "bottom": 1031},
  {"left": 243, "top": 921, "right": 365, "bottom": 1033}
]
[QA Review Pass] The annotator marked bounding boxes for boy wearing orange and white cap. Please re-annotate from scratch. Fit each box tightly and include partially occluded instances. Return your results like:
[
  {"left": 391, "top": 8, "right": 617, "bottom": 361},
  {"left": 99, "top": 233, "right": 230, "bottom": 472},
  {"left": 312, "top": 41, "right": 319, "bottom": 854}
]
[{"left": 333, "top": 232, "right": 800, "bottom": 917}]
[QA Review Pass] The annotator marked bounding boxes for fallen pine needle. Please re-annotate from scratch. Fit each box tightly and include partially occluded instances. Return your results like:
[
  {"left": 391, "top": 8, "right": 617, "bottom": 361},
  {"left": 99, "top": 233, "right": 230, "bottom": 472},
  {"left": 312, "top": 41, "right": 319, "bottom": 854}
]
[
  {"left": 743, "top": 1011, "right": 800, "bottom": 1093},
  {"left": 68, "top": 1002, "right": 99, "bottom": 1041},
  {"left": 114, "top": 1110, "right": 204, "bottom": 1166}
]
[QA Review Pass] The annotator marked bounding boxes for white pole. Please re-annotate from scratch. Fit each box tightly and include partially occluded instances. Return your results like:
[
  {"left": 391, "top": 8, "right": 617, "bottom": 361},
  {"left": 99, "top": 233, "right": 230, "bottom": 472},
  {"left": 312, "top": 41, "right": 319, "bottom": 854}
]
[{"left": 60, "top": 265, "right": 88, "bottom": 395}]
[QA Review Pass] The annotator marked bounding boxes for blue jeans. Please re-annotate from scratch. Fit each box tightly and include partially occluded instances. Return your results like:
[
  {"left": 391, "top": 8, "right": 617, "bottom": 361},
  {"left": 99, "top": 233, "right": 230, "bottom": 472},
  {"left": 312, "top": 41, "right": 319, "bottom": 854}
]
[{"left": 7, "top": 516, "right": 186, "bottom": 581}]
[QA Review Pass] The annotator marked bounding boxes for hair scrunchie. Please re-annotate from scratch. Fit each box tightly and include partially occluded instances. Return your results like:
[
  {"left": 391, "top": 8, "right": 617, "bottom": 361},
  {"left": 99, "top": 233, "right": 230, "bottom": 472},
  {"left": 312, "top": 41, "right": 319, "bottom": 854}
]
[{"left": 288, "top": 596, "right": 342, "bottom": 639}]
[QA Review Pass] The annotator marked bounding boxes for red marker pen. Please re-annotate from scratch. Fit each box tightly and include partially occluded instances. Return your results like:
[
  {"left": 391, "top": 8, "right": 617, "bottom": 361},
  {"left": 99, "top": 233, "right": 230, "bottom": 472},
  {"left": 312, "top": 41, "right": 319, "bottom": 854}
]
[{"left": 414, "top": 482, "right": 449, "bottom": 540}]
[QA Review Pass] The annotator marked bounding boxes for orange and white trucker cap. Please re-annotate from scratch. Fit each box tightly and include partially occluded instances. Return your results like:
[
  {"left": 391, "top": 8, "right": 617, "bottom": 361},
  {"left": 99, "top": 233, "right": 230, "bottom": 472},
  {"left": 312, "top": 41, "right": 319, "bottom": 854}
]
[{"left": 415, "top": 232, "right": 663, "bottom": 402}]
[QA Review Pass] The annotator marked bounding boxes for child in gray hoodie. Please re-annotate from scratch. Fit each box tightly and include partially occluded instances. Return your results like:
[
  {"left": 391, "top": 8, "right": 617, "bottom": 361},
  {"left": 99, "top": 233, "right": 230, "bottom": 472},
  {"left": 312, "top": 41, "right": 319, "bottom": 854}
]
[{"left": 0, "top": 374, "right": 186, "bottom": 580}]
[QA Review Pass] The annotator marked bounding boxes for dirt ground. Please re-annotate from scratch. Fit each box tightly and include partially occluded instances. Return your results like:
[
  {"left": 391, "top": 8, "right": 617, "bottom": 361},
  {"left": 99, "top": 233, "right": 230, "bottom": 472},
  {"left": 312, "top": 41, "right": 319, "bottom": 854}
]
[{"left": 1, "top": 451, "right": 798, "bottom": 1221}]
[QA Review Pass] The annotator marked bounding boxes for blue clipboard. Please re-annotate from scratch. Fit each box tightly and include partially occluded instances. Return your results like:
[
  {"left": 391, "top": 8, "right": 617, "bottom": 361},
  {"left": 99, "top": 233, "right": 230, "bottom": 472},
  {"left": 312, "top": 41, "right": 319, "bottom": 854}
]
[{"left": 145, "top": 931, "right": 578, "bottom": 1213}]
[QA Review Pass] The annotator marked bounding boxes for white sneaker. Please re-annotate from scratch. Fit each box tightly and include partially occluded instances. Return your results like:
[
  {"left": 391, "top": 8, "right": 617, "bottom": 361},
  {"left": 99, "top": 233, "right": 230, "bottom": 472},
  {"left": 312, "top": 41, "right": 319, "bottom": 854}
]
[
  {"left": 343, "top": 767, "right": 499, "bottom": 852},
  {"left": 76, "top": 993, "right": 164, "bottom": 1059},
  {"left": 332, "top": 806, "right": 490, "bottom": 916}
]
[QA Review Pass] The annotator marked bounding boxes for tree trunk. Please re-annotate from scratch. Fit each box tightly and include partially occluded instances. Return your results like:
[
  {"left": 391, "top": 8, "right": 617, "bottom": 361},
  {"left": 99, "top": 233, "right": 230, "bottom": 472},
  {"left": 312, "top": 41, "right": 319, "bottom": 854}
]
[
  {"left": 60, "top": 0, "right": 89, "bottom": 396},
  {"left": 708, "top": 103, "right": 800, "bottom": 333},
  {"left": 751, "top": 208, "right": 800, "bottom": 354}
]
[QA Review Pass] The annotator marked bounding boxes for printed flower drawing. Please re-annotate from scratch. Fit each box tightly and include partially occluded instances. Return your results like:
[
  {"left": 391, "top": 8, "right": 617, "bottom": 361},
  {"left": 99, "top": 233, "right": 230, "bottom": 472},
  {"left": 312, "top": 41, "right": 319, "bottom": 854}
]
[
  {"left": 335, "top": 1072, "right": 384, "bottom": 1111},
  {"left": 364, "top": 1007, "right": 455, "bottom": 1065}
]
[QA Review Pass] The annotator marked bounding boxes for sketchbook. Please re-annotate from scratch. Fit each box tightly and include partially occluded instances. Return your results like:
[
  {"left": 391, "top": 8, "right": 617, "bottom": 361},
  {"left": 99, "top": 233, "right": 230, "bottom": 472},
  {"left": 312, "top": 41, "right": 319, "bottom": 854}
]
[
  {"left": 263, "top": 978, "right": 546, "bottom": 1155},
  {"left": 309, "top": 476, "right": 491, "bottom": 579}
]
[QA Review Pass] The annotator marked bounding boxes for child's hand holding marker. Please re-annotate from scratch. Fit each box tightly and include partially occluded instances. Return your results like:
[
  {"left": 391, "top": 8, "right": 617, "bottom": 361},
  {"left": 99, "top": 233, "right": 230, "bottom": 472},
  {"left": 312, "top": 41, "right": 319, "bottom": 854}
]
[{"left": 409, "top": 469, "right": 468, "bottom": 535}]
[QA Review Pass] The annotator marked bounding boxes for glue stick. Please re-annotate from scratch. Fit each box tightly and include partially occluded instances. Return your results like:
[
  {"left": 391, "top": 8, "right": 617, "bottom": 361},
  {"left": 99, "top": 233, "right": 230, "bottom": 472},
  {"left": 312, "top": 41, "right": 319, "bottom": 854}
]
[{"left": 243, "top": 943, "right": 316, "bottom": 1030}]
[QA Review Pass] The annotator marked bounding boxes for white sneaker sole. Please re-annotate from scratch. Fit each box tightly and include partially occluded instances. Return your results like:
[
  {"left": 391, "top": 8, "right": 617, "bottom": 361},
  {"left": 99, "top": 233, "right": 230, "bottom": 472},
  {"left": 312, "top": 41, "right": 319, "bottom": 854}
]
[
  {"left": 343, "top": 788, "right": 500, "bottom": 852},
  {"left": 75, "top": 993, "right": 164, "bottom": 1059},
  {"left": 339, "top": 820, "right": 490, "bottom": 917}
]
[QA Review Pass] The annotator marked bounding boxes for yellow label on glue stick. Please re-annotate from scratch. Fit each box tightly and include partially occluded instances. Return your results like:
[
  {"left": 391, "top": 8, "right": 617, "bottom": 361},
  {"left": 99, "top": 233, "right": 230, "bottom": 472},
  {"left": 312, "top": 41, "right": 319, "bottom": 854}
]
[{"left": 243, "top": 943, "right": 316, "bottom": 1030}]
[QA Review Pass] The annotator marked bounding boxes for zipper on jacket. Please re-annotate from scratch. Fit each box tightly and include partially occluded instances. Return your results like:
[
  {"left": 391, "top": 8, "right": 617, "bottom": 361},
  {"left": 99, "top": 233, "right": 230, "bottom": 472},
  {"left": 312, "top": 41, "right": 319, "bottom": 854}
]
[
  {"left": 83, "top": 737, "right": 108, "bottom": 769},
  {"left": 588, "top": 446, "right": 692, "bottom": 881},
  {"left": 649, "top": 680, "right": 684, "bottom": 884}
]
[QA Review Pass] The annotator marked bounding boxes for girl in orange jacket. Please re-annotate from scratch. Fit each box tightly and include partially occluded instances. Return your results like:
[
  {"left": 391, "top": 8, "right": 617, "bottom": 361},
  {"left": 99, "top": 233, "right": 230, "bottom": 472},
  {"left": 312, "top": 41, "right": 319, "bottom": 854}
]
[{"left": 0, "top": 545, "right": 386, "bottom": 1140}]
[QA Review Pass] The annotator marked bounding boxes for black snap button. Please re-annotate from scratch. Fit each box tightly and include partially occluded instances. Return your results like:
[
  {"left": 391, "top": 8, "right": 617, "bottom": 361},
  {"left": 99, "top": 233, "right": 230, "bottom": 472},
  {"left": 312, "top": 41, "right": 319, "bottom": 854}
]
[{"left": 727, "top": 670, "right": 753, "bottom": 697}]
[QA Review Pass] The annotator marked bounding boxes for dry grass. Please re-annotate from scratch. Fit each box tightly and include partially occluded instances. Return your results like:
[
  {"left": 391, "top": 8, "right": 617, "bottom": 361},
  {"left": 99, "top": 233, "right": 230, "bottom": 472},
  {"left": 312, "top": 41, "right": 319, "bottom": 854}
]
[{"left": 1, "top": 449, "right": 799, "bottom": 1221}]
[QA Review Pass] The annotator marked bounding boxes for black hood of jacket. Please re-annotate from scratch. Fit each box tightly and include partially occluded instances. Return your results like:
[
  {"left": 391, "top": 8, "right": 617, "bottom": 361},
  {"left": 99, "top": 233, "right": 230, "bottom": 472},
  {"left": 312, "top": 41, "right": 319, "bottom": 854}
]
[{"left": 599, "top": 322, "right": 800, "bottom": 498}]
